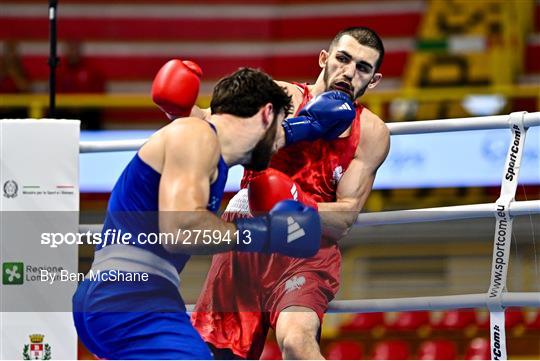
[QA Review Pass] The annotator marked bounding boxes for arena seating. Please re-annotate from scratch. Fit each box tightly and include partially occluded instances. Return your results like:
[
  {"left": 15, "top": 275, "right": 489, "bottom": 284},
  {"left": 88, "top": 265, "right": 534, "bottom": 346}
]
[
  {"left": 432, "top": 309, "right": 477, "bottom": 331},
  {"left": 417, "top": 340, "right": 457, "bottom": 360},
  {"left": 1, "top": 0, "right": 424, "bottom": 126},
  {"left": 514, "top": 0, "right": 540, "bottom": 112},
  {"left": 476, "top": 308, "right": 525, "bottom": 331},
  {"left": 1, "top": 0, "right": 421, "bottom": 94},
  {"left": 526, "top": 309, "right": 540, "bottom": 330},
  {"left": 431, "top": 309, "right": 478, "bottom": 339},
  {"left": 319, "top": 307, "right": 539, "bottom": 359},
  {"left": 386, "top": 311, "right": 431, "bottom": 333},
  {"left": 339, "top": 312, "right": 385, "bottom": 333},
  {"left": 324, "top": 340, "right": 364, "bottom": 360},
  {"left": 463, "top": 337, "right": 490, "bottom": 360},
  {"left": 371, "top": 340, "right": 411, "bottom": 360},
  {"left": 522, "top": 2, "right": 540, "bottom": 80}
]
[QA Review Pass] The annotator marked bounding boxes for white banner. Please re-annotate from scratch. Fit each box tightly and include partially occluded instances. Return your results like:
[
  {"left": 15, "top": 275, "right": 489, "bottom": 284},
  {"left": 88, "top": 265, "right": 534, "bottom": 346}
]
[{"left": 0, "top": 119, "right": 79, "bottom": 360}]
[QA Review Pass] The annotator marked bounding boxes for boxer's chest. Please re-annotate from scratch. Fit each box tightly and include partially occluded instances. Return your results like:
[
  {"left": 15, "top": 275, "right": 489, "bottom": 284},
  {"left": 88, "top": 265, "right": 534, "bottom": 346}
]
[{"left": 270, "top": 132, "right": 358, "bottom": 202}]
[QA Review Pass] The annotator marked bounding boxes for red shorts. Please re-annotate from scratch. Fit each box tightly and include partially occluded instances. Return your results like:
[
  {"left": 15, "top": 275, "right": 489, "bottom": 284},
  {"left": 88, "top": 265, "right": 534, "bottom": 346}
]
[{"left": 191, "top": 193, "right": 341, "bottom": 359}]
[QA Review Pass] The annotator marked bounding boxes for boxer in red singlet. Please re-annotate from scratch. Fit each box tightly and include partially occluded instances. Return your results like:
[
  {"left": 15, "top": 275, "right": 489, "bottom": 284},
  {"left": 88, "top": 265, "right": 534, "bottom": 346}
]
[{"left": 191, "top": 27, "right": 391, "bottom": 359}]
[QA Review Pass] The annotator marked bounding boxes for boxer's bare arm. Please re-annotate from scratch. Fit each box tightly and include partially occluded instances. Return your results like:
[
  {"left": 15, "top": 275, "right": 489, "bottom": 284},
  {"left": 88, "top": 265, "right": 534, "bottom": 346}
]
[
  {"left": 158, "top": 118, "right": 236, "bottom": 255},
  {"left": 318, "top": 109, "right": 390, "bottom": 241}
]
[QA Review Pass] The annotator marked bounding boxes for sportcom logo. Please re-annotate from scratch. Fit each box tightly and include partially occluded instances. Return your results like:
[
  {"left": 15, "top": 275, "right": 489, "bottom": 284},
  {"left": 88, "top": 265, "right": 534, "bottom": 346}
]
[{"left": 3, "top": 262, "right": 24, "bottom": 285}]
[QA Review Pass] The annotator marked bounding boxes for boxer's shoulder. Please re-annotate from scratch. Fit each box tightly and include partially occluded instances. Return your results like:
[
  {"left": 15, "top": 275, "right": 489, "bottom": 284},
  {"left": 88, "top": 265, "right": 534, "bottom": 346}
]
[
  {"left": 140, "top": 117, "right": 220, "bottom": 173},
  {"left": 165, "top": 117, "right": 220, "bottom": 158},
  {"left": 359, "top": 108, "right": 388, "bottom": 138},
  {"left": 275, "top": 80, "right": 304, "bottom": 109},
  {"left": 167, "top": 117, "right": 218, "bottom": 143},
  {"left": 357, "top": 108, "right": 389, "bottom": 159}
]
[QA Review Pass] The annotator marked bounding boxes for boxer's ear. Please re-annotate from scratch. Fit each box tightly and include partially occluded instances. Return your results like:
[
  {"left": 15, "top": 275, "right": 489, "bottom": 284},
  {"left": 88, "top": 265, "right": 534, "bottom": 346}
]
[
  {"left": 368, "top": 73, "right": 383, "bottom": 89},
  {"left": 261, "top": 103, "right": 274, "bottom": 129},
  {"left": 319, "top": 50, "right": 329, "bottom": 68}
]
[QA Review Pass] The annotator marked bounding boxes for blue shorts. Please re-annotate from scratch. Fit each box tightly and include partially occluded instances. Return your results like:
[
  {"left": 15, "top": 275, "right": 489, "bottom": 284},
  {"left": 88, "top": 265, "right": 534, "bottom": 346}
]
[{"left": 72, "top": 271, "right": 212, "bottom": 360}]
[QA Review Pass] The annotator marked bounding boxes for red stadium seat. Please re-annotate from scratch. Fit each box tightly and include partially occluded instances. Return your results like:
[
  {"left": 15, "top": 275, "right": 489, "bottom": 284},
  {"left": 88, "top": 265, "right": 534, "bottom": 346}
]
[
  {"left": 387, "top": 311, "right": 430, "bottom": 331},
  {"left": 464, "top": 338, "right": 490, "bottom": 360},
  {"left": 340, "top": 313, "right": 385, "bottom": 332},
  {"left": 325, "top": 340, "right": 363, "bottom": 360},
  {"left": 372, "top": 340, "right": 410, "bottom": 360},
  {"left": 505, "top": 308, "right": 525, "bottom": 328},
  {"left": 260, "top": 341, "right": 282, "bottom": 360},
  {"left": 477, "top": 308, "right": 524, "bottom": 329},
  {"left": 433, "top": 309, "right": 477, "bottom": 330},
  {"left": 526, "top": 310, "right": 540, "bottom": 330},
  {"left": 417, "top": 340, "right": 457, "bottom": 360}
]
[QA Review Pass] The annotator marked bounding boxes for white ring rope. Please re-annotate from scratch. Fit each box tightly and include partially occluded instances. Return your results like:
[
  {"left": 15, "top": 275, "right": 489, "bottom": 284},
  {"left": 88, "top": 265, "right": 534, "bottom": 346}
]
[
  {"left": 182, "top": 292, "right": 540, "bottom": 313},
  {"left": 386, "top": 111, "right": 540, "bottom": 135},
  {"left": 324, "top": 292, "right": 540, "bottom": 313},
  {"left": 79, "top": 112, "right": 540, "bottom": 153},
  {"left": 80, "top": 139, "right": 146, "bottom": 153},
  {"left": 78, "top": 200, "right": 540, "bottom": 233},
  {"left": 354, "top": 200, "right": 540, "bottom": 227}
]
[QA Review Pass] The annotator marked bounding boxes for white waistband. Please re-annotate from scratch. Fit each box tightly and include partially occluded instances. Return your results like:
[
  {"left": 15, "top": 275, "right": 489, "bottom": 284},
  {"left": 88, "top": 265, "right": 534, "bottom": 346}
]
[{"left": 89, "top": 244, "right": 180, "bottom": 287}]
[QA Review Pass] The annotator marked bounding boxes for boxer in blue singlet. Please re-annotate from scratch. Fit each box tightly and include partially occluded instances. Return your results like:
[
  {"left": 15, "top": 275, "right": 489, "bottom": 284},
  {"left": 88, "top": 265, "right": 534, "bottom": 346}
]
[{"left": 72, "top": 67, "right": 354, "bottom": 359}]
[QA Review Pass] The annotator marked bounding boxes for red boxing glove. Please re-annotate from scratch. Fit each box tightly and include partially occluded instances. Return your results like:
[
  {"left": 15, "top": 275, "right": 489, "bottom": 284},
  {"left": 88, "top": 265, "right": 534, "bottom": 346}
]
[
  {"left": 248, "top": 168, "right": 318, "bottom": 214},
  {"left": 151, "top": 59, "right": 202, "bottom": 119}
]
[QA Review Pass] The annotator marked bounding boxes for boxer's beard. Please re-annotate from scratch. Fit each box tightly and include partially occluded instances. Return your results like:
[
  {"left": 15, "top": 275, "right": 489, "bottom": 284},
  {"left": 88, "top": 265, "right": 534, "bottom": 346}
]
[
  {"left": 352, "top": 81, "right": 370, "bottom": 99},
  {"left": 323, "top": 64, "right": 370, "bottom": 100},
  {"left": 245, "top": 114, "right": 279, "bottom": 171}
]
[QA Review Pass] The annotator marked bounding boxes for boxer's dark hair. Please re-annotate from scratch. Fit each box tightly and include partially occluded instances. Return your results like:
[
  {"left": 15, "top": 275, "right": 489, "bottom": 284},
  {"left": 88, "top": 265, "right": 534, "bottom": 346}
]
[
  {"left": 330, "top": 27, "right": 385, "bottom": 72},
  {"left": 211, "top": 68, "right": 292, "bottom": 118}
]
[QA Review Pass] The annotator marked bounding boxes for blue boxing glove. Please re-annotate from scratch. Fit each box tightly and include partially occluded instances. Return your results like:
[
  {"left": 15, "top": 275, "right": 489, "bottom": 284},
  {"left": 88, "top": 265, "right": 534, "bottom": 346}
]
[
  {"left": 282, "top": 90, "right": 355, "bottom": 145},
  {"left": 235, "top": 200, "right": 321, "bottom": 258}
]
